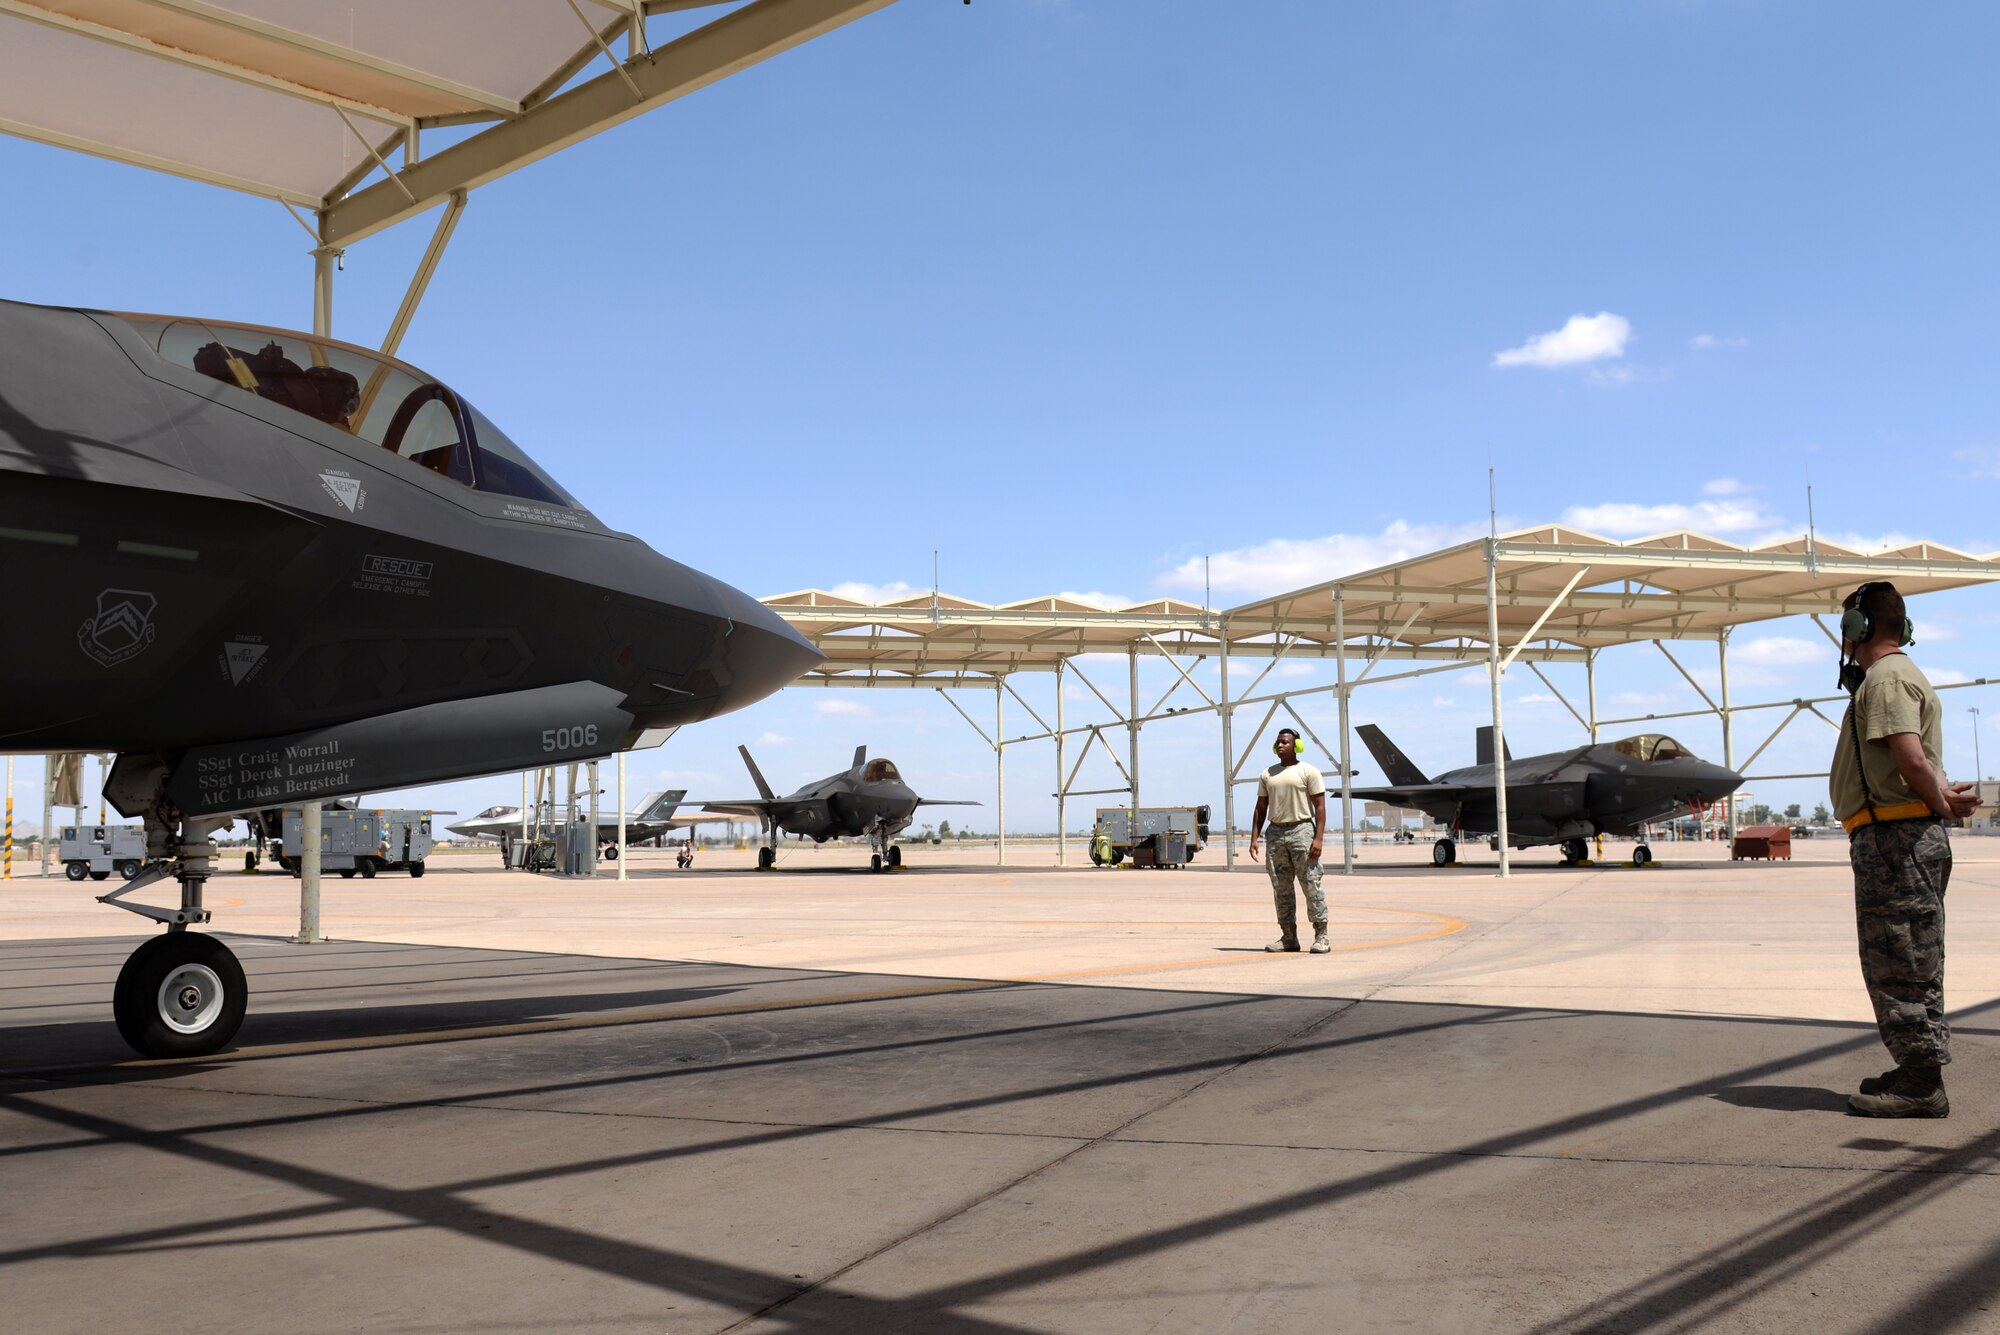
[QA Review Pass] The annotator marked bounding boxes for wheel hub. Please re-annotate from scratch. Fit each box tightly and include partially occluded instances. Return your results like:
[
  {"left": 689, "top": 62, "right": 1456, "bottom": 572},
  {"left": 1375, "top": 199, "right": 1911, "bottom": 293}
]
[{"left": 156, "top": 962, "right": 224, "bottom": 1034}]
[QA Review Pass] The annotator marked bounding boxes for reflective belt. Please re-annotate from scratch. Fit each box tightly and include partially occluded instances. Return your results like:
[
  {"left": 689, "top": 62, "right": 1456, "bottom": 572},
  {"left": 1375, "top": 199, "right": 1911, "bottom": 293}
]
[{"left": 1842, "top": 800, "right": 1934, "bottom": 834}]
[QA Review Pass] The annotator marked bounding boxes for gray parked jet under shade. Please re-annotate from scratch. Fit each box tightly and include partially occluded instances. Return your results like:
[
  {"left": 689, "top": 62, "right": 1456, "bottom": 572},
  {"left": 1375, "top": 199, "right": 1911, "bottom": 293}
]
[
  {"left": 1351, "top": 724, "right": 1744, "bottom": 867},
  {"left": 0, "top": 298, "right": 822, "bottom": 1057},
  {"left": 702, "top": 745, "right": 979, "bottom": 872},
  {"left": 447, "top": 790, "right": 729, "bottom": 864}
]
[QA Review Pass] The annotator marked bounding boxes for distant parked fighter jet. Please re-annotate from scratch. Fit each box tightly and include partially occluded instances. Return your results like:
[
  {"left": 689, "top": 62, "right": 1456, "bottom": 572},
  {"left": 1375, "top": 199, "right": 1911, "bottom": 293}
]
[
  {"left": 447, "top": 790, "right": 727, "bottom": 863},
  {"left": 702, "top": 746, "right": 980, "bottom": 872},
  {"left": 1351, "top": 724, "right": 1744, "bottom": 866}
]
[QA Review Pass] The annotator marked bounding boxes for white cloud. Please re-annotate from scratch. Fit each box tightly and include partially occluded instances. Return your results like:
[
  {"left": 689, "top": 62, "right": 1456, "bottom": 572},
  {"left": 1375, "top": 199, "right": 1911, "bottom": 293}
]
[
  {"left": 1613, "top": 691, "right": 1680, "bottom": 707},
  {"left": 1493, "top": 312, "right": 1631, "bottom": 369},
  {"left": 1817, "top": 530, "right": 1924, "bottom": 554},
  {"left": 1056, "top": 590, "right": 1132, "bottom": 610},
  {"left": 830, "top": 580, "right": 924, "bottom": 604},
  {"left": 1702, "top": 478, "right": 1745, "bottom": 496},
  {"left": 756, "top": 731, "right": 793, "bottom": 745},
  {"left": 814, "top": 699, "right": 872, "bottom": 717},
  {"left": 1160, "top": 520, "right": 1490, "bottom": 599},
  {"left": 1586, "top": 365, "right": 1663, "bottom": 388},
  {"left": 1913, "top": 620, "right": 1957, "bottom": 643},
  {"left": 1561, "top": 496, "right": 1781, "bottom": 537},
  {"left": 1431, "top": 695, "right": 1455, "bottom": 708},
  {"left": 1930, "top": 667, "right": 1972, "bottom": 686},
  {"left": 1276, "top": 662, "right": 1315, "bottom": 677},
  {"left": 1955, "top": 447, "right": 2000, "bottom": 480},
  {"left": 1733, "top": 636, "right": 1825, "bottom": 666},
  {"left": 1514, "top": 692, "right": 1558, "bottom": 705},
  {"left": 1690, "top": 333, "right": 1748, "bottom": 351}
]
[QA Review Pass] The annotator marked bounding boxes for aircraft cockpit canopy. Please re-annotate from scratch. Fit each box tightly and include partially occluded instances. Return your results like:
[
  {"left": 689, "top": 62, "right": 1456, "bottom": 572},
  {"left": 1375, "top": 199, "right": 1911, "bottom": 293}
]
[
  {"left": 116, "top": 314, "right": 580, "bottom": 509},
  {"left": 474, "top": 806, "right": 516, "bottom": 819},
  {"left": 1613, "top": 734, "right": 1695, "bottom": 763},
  {"left": 863, "top": 759, "right": 903, "bottom": 783}
]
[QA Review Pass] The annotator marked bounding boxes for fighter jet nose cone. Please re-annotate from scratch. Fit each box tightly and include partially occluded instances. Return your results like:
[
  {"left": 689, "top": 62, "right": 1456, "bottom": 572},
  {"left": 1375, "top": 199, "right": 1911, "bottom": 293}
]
[{"left": 713, "top": 586, "right": 822, "bottom": 711}]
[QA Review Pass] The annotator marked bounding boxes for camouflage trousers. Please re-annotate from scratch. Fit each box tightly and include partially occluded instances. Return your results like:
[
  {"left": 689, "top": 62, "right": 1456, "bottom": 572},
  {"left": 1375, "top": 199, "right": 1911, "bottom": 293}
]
[
  {"left": 1266, "top": 821, "right": 1326, "bottom": 935},
  {"left": 1851, "top": 818, "right": 1952, "bottom": 1067}
]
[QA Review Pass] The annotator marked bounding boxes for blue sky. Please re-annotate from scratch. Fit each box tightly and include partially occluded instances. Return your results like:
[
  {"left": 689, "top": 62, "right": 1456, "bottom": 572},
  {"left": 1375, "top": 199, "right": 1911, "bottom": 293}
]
[{"left": 4, "top": 0, "right": 1998, "bottom": 835}]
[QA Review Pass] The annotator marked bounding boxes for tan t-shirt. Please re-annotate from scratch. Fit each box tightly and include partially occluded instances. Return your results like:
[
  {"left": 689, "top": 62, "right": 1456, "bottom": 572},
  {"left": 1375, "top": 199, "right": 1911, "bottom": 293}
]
[
  {"left": 1259, "top": 760, "right": 1326, "bottom": 825},
  {"left": 1830, "top": 652, "right": 1944, "bottom": 822}
]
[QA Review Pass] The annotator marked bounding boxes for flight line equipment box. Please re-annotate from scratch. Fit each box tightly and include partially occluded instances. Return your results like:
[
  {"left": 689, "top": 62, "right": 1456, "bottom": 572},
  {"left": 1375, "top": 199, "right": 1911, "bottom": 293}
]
[
  {"left": 1730, "top": 825, "right": 1793, "bottom": 861},
  {"left": 1092, "top": 806, "right": 1209, "bottom": 865},
  {"left": 60, "top": 824, "right": 146, "bottom": 882},
  {"left": 275, "top": 807, "right": 436, "bottom": 878}
]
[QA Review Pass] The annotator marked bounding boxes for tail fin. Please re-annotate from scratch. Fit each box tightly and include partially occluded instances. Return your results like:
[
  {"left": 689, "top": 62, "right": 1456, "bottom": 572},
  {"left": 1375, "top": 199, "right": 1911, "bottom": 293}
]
[
  {"left": 738, "top": 745, "right": 775, "bottom": 800},
  {"left": 852, "top": 744, "right": 867, "bottom": 771},
  {"left": 1474, "top": 726, "right": 1512, "bottom": 766},
  {"left": 1357, "top": 724, "right": 1429, "bottom": 786},
  {"left": 638, "top": 789, "right": 686, "bottom": 822}
]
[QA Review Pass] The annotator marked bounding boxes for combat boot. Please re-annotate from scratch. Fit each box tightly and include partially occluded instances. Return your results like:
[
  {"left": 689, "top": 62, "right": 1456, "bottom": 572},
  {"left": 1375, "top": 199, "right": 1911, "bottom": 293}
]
[
  {"left": 1856, "top": 1068, "right": 1904, "bottom": 1096},
  {"left": 1265, "top": 931, "right": 1301, "bottom": 953},
  {"left": 1849, "top": 1064, "right": 1948, "bottom": 1118},
  {"left": 1310, "top": 924, "right": 1331, "bottom": 954}
]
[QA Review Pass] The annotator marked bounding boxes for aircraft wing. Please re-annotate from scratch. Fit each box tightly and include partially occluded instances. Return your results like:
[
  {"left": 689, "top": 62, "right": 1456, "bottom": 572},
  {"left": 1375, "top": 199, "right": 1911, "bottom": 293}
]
[
  {"left": 699, "top": 800, "right": 781, "bottom": 819},
  {"left": 1348, "top": 783, "right": 1470, "bottom": 807}
]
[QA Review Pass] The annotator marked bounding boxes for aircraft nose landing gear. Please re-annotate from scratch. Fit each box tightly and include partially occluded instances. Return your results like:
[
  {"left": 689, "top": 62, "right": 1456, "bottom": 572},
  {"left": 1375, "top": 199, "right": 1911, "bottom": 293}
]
[
  {"left": 114, "top": 931, "right": 247, "bottom": 1057},
  {"left": 97, "top": 806, "right": 248, "bottom": 1058}
]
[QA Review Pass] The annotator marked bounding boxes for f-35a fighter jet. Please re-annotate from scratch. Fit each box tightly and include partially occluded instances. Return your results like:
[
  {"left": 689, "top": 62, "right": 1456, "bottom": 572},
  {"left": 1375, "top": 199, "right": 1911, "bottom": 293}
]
[
  {"left": 1352, "top": 724, "right": 1743, "bottom": 867},
  {"left": 703, "top": 745, "right": 979, "bottom": 872},
  {"left": 0, "top": 298, "right": 821, "bottom": 1056},
  {"left": 447, "top": 790, "right": 728, "bottom": 864}
]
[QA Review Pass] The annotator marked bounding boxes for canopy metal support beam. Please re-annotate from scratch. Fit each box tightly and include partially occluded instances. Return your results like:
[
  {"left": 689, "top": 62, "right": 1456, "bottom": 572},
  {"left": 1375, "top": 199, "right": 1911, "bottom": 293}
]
[
  {"left": 380, "top": 189, "right": 466, "bottom": 359},
  {"left": 322, "top": 0, "right": 900, "bottom": 247},
  {"left": 129, "top": 0, "right": 525, "bottom": 117}
]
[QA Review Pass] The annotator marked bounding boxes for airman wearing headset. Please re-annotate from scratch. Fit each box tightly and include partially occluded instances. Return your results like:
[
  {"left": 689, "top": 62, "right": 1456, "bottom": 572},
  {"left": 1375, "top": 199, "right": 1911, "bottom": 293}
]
[
  {"left": 1832, "top": 580, "right": 1979, "bottom": 1118},
  {"left": 1247, "top": 727, "right": 1330, "bottom": 954}
]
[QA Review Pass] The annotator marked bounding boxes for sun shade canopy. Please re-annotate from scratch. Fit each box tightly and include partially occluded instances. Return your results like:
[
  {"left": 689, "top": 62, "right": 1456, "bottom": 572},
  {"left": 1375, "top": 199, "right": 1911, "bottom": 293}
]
[
  {"left": 767, "top": 527, "right": 2000, "bottom": 685},
  {"left": 0, "top": 0, "right": 896, "bottom": 239}
]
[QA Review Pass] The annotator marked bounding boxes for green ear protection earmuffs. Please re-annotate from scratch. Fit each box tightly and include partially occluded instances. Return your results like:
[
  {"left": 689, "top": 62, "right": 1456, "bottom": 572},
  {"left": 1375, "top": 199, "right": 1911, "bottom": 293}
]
[
  {"left": 1839, "top": 581, "right": 1914, "bottom": 648},
  {"left": 1274, "top": 733, "right": 1303, "bottom": 757}
]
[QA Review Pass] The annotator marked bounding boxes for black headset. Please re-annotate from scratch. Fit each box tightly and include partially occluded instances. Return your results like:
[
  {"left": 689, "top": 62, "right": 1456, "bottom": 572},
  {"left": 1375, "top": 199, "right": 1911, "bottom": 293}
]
[{"left": 1839, "top": 581, "right": 1915, "bottom": 648}]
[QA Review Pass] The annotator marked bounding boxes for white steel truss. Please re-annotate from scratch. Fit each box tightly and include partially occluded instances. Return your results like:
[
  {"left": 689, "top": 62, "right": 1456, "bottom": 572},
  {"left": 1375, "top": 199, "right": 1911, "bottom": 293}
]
[{"left": 767, "top": 526, "right": 2000, "bottom": 875}]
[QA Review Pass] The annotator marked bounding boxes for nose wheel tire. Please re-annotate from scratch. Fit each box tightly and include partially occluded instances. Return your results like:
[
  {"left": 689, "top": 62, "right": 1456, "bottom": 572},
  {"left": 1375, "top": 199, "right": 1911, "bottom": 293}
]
[
  {"left": 113, "top": 933, "right": 248, "bottom": 1058},
  {"left": 1432, "top": 838, "right": 1456, "bottom": 867},
  {"left": 888, "top": 845, "right": 902, "bottom": 868},
  {"left": 1561, "top": 838, "right": 1588, "bottom": 866},
  {"left": 870, "top": 853, "right": 884, "bottom": 873},
  {"left": 1633, "top": 845, "right": 1653, "bottom": 867},
  {"left": 757, "top": 846, "right": 775, "bottom": 870}
]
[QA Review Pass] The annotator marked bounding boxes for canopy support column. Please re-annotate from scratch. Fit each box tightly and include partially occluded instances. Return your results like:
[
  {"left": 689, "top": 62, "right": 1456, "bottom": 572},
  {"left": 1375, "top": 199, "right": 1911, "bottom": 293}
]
[
  {"left": 1220, "top": 624, "right": 1235, "bottom": 870},
  {"left": 995, "top": 683, "right": 1005, "bottom": 867},
  {"left": 1487, "top": 537, "right": 1511, "bottom": 878},
  {"left": 1586, "top": 649, "right": 1599, "bottom": 743},
  {"left": 1054, "top": 660, "right": 1066, "bottom": 866},
  {"left": 1128, "top": 649, "right": 1140, "bottom": 849},
  {"left": 1336, "top": 588, "right": 1354, "bottom": 875},
  {"left": 1719, "top": 629, "right": 1736, "bottom": 839}
]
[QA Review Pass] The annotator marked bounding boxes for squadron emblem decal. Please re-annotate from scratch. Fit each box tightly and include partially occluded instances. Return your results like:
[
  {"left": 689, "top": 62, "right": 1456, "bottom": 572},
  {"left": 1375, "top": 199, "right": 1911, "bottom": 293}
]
[{"left": 78, "top": 589, "right": 158, "bottom": 667}]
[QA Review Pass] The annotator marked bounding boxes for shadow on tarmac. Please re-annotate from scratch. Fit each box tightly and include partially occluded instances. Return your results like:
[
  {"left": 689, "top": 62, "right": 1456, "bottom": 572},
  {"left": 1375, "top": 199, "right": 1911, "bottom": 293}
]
[{"left": 4, "top": 937, "right": 1998, "bottom": 1334}]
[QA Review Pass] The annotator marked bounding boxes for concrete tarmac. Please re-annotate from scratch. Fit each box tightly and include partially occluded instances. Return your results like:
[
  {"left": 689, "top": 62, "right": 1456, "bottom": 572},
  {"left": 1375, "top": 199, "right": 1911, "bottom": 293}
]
[{"left": 4, "top": 837, "right": 1999, "bottom": 1332}]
